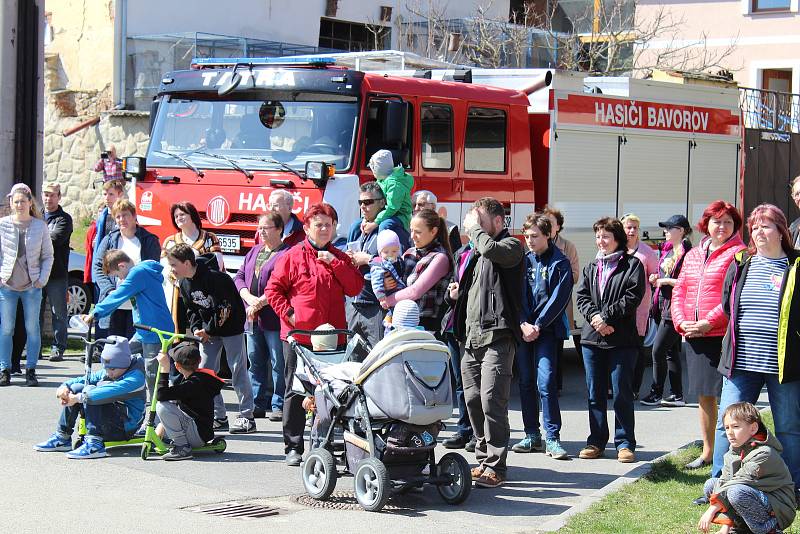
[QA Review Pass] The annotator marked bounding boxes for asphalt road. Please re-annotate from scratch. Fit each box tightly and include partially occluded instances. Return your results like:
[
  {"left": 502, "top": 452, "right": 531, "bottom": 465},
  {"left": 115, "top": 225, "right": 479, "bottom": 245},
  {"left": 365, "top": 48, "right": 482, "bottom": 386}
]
[{"left": 2, "top": 350, "right": 714, "bottom": 534}]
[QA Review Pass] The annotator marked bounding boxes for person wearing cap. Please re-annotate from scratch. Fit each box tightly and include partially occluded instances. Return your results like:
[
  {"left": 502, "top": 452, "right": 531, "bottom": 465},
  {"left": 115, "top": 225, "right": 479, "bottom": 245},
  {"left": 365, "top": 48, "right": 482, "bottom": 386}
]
[
  {"left": 33, "top": 336, "right": 146, "bottom": 459},
  {"left": 155, "top": 343, "right": 225, "bottom": 461},
  {"left": 640, "top": 215, "right": 693, "bottom": 407},
  {"left": 370, "top": 229, "right": 406, "bottom": 331},
  {"left": 0, "top": 183, "right": 54, "bottom": 387},
  {"left": 364, "top": 149, "right": 412, "bottom": 249},
  {"left": 41, "top": 182, "right": 73, "bottom": 362},
  {"left": 620, "top": 213, "right": 660, "bottom": 400}
]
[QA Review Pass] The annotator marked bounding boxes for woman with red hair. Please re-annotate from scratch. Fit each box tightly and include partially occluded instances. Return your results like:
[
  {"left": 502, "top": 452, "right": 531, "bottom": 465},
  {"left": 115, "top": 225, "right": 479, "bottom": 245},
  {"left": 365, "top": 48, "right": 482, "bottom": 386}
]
[
  {"left": 713, "top": 203, "right": 800, "bottom": 497},
  {"left": 672, "top": 200, "right": 745, "bottom": 477},
  {"left": 265, "top": 202, "right": 363, "bottom": 466}
]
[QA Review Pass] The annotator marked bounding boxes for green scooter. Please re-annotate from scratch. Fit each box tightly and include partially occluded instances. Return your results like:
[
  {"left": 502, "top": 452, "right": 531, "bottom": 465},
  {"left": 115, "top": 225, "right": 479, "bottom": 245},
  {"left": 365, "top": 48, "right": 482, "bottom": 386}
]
[{"left": 133, "top": 323, "right": 227, "bottom": 460}]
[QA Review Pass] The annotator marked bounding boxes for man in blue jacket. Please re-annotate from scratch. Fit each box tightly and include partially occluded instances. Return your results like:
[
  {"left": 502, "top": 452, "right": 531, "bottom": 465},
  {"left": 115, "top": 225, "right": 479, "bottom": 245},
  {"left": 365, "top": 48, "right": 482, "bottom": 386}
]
[
  {"left": 92, "top": 199, "right": 161, "bottom": 339},
  {"left": 82, "top": 250, "right": 175, "bottom": 405},
  {"left": 512, "top": 214, "right": 573, "bottom": 460},
  {"left": 34, "top": 337, "right": 146, "bottom": 459}
]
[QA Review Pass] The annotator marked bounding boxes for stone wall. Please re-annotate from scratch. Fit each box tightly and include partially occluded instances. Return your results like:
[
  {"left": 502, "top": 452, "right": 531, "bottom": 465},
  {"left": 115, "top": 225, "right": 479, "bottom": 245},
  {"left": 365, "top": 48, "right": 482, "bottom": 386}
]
[{"left": 43, "top": 53, "right": 150, "bottom": 222}]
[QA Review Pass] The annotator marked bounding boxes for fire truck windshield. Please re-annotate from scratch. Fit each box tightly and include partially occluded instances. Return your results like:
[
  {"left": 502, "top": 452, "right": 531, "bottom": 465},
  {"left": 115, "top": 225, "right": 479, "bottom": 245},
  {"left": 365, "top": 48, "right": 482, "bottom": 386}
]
[{"left": 146, "top": 98, "right": 358, "bottom": 174}]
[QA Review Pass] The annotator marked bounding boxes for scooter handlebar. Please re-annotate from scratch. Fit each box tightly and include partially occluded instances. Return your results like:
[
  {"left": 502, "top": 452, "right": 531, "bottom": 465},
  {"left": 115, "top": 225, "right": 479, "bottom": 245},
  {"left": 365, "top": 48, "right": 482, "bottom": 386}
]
[{"left": 133, "top": 323, "right": 203, "bottom": 343}]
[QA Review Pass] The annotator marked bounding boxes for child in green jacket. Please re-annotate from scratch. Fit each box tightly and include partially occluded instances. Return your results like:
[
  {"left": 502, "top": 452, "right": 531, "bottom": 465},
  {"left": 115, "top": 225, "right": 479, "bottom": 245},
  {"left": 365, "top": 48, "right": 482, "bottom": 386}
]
[
  {"left": 699, "top": 402, "right": 796, "bottom": 534},
  {"left": 365, "top": 149, "right": 413, "bottom": 249}
]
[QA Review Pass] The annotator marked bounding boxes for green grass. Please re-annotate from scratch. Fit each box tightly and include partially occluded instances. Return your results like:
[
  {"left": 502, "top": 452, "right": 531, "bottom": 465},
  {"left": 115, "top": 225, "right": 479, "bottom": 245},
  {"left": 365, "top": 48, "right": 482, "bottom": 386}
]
[
  {"left": 559, "top": 411, "right": 798, "bottom": 534},
  {"left": 70, "top": 215, "right": 92, "bottom": 252}
]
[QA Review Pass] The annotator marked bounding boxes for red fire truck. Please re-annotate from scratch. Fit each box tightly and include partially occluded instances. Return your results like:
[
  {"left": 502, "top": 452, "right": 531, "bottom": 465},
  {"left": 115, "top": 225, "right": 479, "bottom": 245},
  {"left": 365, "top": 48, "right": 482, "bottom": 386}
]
[{"left": 124, "top": 57, "right": 742, "bottom": 269}]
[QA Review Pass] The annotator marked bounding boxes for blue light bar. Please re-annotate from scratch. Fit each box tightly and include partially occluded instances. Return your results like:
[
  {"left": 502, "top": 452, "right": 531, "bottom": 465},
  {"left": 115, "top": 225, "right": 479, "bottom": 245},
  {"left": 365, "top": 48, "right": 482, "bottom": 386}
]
[{"left": 191, "top": 56, "right": 336, "bottom": 67}]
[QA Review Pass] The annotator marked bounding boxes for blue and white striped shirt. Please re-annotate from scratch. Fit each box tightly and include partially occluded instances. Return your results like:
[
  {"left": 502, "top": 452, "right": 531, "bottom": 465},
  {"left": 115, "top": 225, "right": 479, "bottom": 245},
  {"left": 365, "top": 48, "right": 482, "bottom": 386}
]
[{"left": 735, "top": 255, "right": 789, "bottom": 374}]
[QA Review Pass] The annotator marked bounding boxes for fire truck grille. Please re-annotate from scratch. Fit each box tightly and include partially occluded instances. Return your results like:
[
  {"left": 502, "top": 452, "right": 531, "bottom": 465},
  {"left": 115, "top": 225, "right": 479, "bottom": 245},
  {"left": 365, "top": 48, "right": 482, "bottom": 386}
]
[{"left": 199, "top": 212, "right": 260, "bottom": 225}]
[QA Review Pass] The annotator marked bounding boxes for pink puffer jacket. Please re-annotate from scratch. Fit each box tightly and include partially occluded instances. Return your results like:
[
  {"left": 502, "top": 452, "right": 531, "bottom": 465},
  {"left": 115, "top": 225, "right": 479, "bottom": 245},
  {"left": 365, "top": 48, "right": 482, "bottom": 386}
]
[{"left": 671, "top": 235, "right": 746, "bottom": 337}]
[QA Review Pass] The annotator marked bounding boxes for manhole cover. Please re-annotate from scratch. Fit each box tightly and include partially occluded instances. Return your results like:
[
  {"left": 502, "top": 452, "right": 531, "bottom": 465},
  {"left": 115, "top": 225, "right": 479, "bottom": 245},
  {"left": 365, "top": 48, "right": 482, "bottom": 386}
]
[
  {"left": 185, "top": 501, "right": 280, "bottom": 520},
  {"left": 293, "top": 491, "right": 414, "bottom": 511}
]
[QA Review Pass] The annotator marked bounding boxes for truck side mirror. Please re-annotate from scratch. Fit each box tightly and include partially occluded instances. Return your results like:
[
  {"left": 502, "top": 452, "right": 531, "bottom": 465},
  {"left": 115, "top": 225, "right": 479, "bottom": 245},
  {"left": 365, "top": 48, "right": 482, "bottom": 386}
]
[
  {"left": 382, "top": 100, "right": 408, "bottom": 146},
  {"left": 123, "top": 156, "right": 146, "bottom": 180}
]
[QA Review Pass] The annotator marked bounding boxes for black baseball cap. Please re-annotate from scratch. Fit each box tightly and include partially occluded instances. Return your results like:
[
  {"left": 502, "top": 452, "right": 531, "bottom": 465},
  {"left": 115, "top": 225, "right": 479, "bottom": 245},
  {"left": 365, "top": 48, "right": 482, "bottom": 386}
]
[{"left": 658, "top": 215, "right": 691, "bottom": 231}]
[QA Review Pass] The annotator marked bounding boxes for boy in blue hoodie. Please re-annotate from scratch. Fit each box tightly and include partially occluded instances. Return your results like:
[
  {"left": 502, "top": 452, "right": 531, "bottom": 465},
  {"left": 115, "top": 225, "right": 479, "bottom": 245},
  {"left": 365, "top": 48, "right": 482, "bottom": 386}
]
[
  {"left": 512, "top": 213, "right": 573, "bottom": 460},
  {"left": 82, "top": 250, "right": 175, "bottom": 402},
  {"left": 34, "top": 336, "right": 146, "bottom": 458}
]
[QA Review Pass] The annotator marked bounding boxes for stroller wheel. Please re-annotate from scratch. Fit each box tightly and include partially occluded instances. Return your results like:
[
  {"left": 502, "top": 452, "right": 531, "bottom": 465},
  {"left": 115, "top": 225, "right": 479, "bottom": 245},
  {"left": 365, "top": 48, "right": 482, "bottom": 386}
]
[
  {"left": 436, "top": 452, "right": 472, "bottom": 505},
  {"left": 302, "top": 448, "right": 337, "bottom": 500},
  {"left": 354, "top": 458, "right": 390, "bottom": 512}
]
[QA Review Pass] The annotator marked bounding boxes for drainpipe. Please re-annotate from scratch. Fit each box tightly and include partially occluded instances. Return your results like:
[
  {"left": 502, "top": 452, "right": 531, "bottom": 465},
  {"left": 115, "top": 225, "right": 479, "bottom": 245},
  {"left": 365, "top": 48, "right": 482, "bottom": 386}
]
[{"left": 113, "top": 0, "right": 127, "bottom": 108}]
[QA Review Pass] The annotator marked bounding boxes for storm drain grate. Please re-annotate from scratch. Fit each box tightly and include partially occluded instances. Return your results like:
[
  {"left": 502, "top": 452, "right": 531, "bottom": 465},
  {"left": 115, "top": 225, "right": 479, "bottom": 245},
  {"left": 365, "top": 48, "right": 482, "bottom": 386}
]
[
  {"left": 293, "top": 491, "right": 412, "bottom": 511},
  {"left": 184, "top": 501, "right": 280, "bottom": 520}
]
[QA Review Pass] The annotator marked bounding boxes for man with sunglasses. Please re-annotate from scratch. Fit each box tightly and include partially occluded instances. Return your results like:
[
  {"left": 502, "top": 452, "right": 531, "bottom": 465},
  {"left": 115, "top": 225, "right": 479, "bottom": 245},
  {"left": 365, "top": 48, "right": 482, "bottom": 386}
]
[{"left": 344, "top": 182, "right": 393, "bottom": 347}]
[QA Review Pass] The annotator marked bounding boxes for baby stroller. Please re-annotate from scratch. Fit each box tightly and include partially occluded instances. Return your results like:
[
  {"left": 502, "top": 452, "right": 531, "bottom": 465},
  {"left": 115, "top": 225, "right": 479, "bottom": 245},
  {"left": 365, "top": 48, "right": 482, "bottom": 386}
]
[{"left": 288, "top": 328, "right": 472, "bottom": 512}]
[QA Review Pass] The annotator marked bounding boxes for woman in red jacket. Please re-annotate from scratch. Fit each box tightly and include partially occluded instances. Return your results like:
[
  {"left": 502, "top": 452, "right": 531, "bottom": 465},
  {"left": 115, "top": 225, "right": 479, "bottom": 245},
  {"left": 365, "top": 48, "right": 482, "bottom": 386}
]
[
  {"left": 671, "top": 200, "right": 745, "bottom": 475},
  {"left": 265, "top": 202, "right": 363, "bottom": 466}
]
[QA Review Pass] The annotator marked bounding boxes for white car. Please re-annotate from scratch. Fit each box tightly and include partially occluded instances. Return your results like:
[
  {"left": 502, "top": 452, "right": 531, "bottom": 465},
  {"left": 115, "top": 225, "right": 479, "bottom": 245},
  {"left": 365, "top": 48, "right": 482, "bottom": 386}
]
[{"left": 67, "top": 250, "right": 92, "bottom": 316}]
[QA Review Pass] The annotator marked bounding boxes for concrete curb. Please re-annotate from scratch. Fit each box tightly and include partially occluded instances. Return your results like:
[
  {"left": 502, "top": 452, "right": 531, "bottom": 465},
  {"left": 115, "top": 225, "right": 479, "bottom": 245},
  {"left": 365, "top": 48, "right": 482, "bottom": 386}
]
[{"left": 533, "top": 440, "right": 702, "bottom": 533}]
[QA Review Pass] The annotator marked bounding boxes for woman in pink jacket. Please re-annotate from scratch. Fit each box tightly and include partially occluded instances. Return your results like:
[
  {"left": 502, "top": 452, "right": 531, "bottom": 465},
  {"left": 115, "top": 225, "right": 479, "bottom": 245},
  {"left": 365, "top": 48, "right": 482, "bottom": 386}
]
[{"left": 671, "top": 200, "right": 745, "bottom": 475}]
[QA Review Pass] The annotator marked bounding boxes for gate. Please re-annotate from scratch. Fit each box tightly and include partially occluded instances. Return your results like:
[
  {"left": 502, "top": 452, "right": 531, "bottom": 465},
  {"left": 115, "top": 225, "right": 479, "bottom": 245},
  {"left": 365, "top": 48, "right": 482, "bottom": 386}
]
[{"left": 740, "top": 87, "right": 800, "bottom": 225}]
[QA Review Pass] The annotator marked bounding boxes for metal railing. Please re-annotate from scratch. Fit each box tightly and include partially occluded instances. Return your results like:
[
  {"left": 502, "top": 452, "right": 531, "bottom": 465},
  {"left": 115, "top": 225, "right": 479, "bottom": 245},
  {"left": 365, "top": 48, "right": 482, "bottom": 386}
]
[
  {"left": 125, "top": 32, "right": 339, "bottom": 110},
  {"left": 740, "top": 86, "right": 800, "bottom": 133}
]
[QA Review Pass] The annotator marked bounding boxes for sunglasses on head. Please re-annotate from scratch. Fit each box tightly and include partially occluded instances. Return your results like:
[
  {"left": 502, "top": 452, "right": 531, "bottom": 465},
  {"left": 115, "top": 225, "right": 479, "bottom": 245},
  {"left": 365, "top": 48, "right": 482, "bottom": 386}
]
[{"left": 358, "top": 198, "right": 379, "bottom": 206}]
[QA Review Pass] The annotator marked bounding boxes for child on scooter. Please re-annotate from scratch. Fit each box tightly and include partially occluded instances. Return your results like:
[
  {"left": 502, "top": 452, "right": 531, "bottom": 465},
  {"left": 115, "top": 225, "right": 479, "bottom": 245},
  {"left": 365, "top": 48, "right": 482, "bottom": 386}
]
[
  {"left": 33, "top": 337, "right": 146, "bottom": 459},
  {"left": 82, "top": 249, "right": 175, "bottom": 402},
  {"left": 155, "top": 342, "right": 225, "bottom": 461}
]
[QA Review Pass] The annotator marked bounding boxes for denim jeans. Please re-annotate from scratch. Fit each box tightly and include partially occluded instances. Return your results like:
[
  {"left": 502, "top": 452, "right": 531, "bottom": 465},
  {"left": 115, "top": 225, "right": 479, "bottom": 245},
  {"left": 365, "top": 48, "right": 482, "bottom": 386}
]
[
  {"left": 200, "top": 334, "right": 255, "bottom": 419},
  {"left": 43, "top": 276, "right": 68, "bottom": 353},
  {"left": 58, "top": 401, "right": 131, "bottom": 442},
  {"left": 713, "top": 369, "right": 800, "bottom": 488},
  {"left": 378, "top": 216, "right": 410, "bottom": 251},
  {"left": 445, "top": 332, "right": 472, "bottom": 438},
  {"left": 517, "top": 331, "right": 562, "bottom": 440},
  {"left": 246, "top": 327, "right": 284, "bottom": 412},
  {"left": 582, "top": 344, "right": 637, "bottom": 451},
  {"left": 0, "top": 286, "right": 43, "bottom": 371},
  {"left": 703, "top": 478, "right": 780, "bottom": 534}
]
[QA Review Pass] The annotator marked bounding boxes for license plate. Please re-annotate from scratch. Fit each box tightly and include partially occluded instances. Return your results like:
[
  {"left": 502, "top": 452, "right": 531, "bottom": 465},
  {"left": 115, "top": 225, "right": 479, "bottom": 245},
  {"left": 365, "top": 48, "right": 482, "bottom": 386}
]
[{"left": 217, "top": 234, "right": 240, "bottom": 253}]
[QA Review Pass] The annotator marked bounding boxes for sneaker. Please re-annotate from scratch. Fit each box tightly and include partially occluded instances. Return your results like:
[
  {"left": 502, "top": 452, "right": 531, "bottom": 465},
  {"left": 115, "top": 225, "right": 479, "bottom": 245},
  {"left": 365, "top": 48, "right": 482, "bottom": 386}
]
[
  {"left": 230, "top": 417, "right": 257, "bottom": 434},
  {"left": 442, "top": 434, "right": 472, "bottom": 449},
  {"left": 269, "top": 409, "right": 283, "bottom": 422},
  {"left": 66, "top": 439, "right": 107, "bottom": 459},
  {"left": 25, "top": 369, "right": 38, "bottom": 387},
  {"left": 134, "top": 426, "right": 147, "bottom": 438},
  {"left": 512, "top": 433, "right": 543, "bottom": 453},
  {"left": 213, "top": 417, "right": 229, "bottom": 431},
  {"left": 0, "top": 369, "right": 10, "bottom": 386},
  {"left": 49, "top": 351, "right": 64, "bottom": 362},
  {"left": 286, "top": 449, "right": 302, "bottom": 466},
  {"left": 163, "top": 445, "right": 194, "bottom": 461},
  {"left": 639, "top": 391, "right": 662, "bottom": 406},
  {"left": 545, "top": 438, "right": 569, "bottom": 460},
  {"left": 578, "top": 445, "right": 604, "bottom": 459},
  {"left": 34, "top": 433, "right": 72, "bottom": 452},
  {"left": 465, "top": 436, "right": 477, "bottom": 453},
  {"left": 661, "top": 395, "right": 686, "bottom": 407},
  {"left": 470, "top": 465, "right": 485, "bottom": 481},
  {"left": 617, "top": 447, "right": 636, "bottom": 463},
  {"left": 475, "top": 470, "right": 505, "bottom": 488}
]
